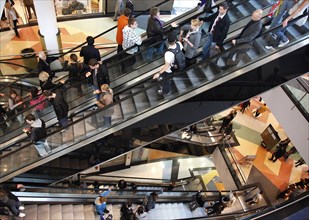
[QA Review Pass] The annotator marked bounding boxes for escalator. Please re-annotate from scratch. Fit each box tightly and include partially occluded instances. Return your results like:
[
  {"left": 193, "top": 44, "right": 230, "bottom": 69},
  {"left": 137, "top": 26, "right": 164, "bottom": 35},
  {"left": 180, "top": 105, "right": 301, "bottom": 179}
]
[
  {"left": 6, "top": 184, "right": 267, "bottom": 220},
  {"left": 0, "top": 76, "right": 39, "bottom": 106},
  {"left": 0, "top": 0, "right": 260, "bottom": 147},
  {"left": 0, "top": 0, "right": 275, "bottom": 149},
  {"left": 0, "top": 1, "right": 308, "bottom": 182}
]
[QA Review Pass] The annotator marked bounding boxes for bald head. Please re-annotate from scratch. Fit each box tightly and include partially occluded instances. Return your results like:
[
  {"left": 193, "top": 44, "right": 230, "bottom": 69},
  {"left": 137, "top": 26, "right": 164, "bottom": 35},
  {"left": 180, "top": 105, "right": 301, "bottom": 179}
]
[{"left": 252, "top": 9, "right": 263, "bottom": 21}]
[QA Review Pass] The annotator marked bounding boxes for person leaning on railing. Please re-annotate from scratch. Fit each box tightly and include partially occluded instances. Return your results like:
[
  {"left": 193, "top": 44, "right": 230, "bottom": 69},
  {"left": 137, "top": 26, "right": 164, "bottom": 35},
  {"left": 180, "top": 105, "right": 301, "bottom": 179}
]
[{"left": 37, "top": 51, "right": 62, "bottom": 79}]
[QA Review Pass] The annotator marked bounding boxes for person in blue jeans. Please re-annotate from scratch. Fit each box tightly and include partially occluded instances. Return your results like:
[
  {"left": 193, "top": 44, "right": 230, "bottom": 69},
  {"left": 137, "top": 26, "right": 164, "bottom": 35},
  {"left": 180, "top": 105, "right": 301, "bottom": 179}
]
[
  {"left": 95, "top": 188, "right": 112, "bottom": 220},
  {"left": 23, "top": 114, "right": 51, "bottom": 157},
  {"left": 265, "top": 0, "right": 308, "bottom": 49},
  {"left": 265, "top": 0, "right": 294, "bottom": 49},
  {"left": 145, "top": 7, "right": 178, "bottom": 62},
  {"left": 96, "top": 84, "right": 114, "bottom": 127}
]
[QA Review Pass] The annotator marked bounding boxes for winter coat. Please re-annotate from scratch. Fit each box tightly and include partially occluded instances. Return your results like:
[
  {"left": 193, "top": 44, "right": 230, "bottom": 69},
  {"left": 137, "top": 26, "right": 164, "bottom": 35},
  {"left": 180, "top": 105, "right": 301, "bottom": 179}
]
[{"left": 50, "top": 90, "right": 69, "bottom": 120}]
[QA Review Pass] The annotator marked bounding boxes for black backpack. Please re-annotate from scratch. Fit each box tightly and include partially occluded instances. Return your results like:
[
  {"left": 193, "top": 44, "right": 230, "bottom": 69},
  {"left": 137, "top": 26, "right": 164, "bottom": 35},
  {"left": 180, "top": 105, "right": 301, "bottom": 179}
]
[{"left": 168, "top": 43, "right": 186, "bottom": 72}]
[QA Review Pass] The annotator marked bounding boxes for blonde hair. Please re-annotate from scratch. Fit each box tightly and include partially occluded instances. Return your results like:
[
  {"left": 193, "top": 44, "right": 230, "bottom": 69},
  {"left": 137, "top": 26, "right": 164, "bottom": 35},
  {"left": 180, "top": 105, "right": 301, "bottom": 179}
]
[
  {"left": 191, "top": 18, "right": 202, "bottom": 27},
  {"left": 39, "top": 71, "right": 50, "bottom": 82},
  {"left": 101, "top": 84, "right": 113, "bottom": 95}
]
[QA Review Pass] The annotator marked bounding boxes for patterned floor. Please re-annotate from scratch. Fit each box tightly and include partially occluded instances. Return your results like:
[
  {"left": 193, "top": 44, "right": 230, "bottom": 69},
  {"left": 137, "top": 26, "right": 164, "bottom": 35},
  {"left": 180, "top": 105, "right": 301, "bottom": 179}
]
[
  {"left": 220, "top": 98, "right": 308, "bottom": 202},
  {"left": 107, "top": 96, "right": 308, "bottom": 203}
]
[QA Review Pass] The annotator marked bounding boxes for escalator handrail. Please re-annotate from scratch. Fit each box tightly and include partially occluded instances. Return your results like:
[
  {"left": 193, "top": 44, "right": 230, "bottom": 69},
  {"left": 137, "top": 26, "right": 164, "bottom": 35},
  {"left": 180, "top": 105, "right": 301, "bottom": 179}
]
[
  {"left": 20, "top": 183, "right": 260, "bottom": 194},
  {"left": 0, "top": 43, "right": 117, "bottom": 61}
]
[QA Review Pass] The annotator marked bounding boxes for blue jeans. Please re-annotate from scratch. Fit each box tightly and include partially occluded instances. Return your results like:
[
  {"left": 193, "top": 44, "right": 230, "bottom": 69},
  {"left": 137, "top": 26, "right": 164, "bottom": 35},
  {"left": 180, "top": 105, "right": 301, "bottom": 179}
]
[
  {"left": 103, "top": 116, "right": 112, "bottom": 126},
  {"left": 34, "top": 140, "right": 51, "bottom": 157},
  {"left": 202, "top": 34, "right": 214, "bottom": 59},
  {"left": 93, "top": 85, "right": 100, "bottom": 101},
  {"left": 145, "top": 42, "right": 165, "bottom": 62},
  {"left": 59, "top": 118, "right": 68, "bottom": 127},
  {"left": 269, "top": 27, "right": 288, "bottom": 47},
  {"left": 270, "top": 1, "right": 295, "bottom": 29}
]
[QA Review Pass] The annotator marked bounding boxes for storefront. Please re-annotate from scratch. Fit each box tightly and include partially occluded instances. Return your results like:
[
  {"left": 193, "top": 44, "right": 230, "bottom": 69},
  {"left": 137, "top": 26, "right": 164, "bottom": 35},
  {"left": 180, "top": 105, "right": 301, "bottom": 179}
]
[{"left": 0, "top": 0, "right": 174, "bottom": 30}]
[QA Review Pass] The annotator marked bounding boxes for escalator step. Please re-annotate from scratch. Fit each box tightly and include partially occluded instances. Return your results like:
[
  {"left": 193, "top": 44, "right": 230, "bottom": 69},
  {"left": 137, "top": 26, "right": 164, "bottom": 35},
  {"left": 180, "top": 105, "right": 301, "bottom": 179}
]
[
  {"left": 131, "top": 89, "right": 151, "bottom": 112},
  {"left": 119, "top": 94, "right": 137, "bottom": 119},
  {"left": 62, "top": 204, "right": 74, "bottom": 220},
  {"left": 144, "top": 82, "right": 162, "bottom": 106},
  {"left": 37, "top": 204, "right": 50, "bottom": 220},
  {"left": 50, "top": 204, "right": 62, "bottom": 220},
  {"left": 173, "top": 75, "right": 194, "bottom": 94},
  {"left": 186, "top": 67, "right": 207, "bottom": 87},
  {"left": 24, "top": 204, "right": 38, "bottom": 220},
  {"left": 84, "top": 205, "right": 95, "bottom": 219},
  {"left": 73, "top": 204, "right": 85, "bottom": 220}
]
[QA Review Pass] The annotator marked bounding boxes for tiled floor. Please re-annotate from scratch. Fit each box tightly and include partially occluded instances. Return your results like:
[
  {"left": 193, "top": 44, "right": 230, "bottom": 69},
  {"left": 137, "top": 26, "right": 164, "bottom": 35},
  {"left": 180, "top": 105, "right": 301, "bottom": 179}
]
[{"left": 219, "top": 98, "right": 308, "bottom": 201}]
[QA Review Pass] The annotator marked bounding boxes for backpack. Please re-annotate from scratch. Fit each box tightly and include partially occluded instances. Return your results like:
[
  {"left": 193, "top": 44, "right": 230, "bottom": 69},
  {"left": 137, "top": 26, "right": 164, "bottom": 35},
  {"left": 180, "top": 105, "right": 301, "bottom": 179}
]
[{"left": 167, "top": 43, "right": 186, "bottom": 72}]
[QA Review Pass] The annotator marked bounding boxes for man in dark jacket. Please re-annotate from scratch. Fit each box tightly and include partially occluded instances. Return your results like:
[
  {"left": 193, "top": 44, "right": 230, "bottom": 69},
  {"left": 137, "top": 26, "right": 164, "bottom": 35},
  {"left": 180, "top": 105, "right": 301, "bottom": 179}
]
[
  {"left": 145, "top": 7, "right": 178, "bottom": 61},
  {"left": 221, "top": 9, "right": 263, "bottom": 69},
  {"left": 86, "top": 58, "right": 110, "bottom": 101},
  {"left": 0, "top": 105, "right": 8, "bottom": 133},
  {"left": 145, "top": 192, "right": 158, "bottom": 212},
  {"left": 37, "top": 51, "right": 61, "bottom": 79},
  {"left": 43, "top": 90, "right": 69, "bottom": 128},
  {"left": 80, "top": 36, "right": 101, "bottom": 65},
  {"left": 0, "top": 184, "right": 25, "bottom": 218},
  {"left": 200, "top": 2, "right": 230, "bottom": 59},
  {"left": 24, "top": 113, "right": 51, "bottom": 157},
  {"left": 219, "top": 110, "right": 237, "bottom": 133}
]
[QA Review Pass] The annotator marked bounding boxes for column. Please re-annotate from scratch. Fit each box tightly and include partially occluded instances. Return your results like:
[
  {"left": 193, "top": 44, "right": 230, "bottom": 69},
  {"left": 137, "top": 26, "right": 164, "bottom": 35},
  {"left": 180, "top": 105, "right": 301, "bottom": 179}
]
[
  {"left": 33, "top": 0, "right": 61, "bottom": 54},
  {"left": 0, "top": 1, "right": 5, "bottom": 19},
  {"left": 262, "top": 86, "right": 309, "bottom": 164}
]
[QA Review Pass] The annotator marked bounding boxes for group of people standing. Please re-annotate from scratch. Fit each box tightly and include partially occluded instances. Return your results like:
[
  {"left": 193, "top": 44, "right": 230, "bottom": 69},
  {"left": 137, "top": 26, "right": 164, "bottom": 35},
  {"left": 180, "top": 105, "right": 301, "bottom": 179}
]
[{"left": 276, "top": 178, "right": 308, "bottom": 202}]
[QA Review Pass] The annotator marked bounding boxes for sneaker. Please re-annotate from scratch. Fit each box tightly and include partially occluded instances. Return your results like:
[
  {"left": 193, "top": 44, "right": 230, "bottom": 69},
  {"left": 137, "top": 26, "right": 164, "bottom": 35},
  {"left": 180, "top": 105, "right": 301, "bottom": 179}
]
[
  {"left": 19, "top": 206, "right": 25, "bottom": 211},
  {"left": 265, "top": 45, "right": 275, "bottom": 50},
  {"left": 157, "top": 89, "right": 163, "bottom": 95},
  {"left": 19, "top": 213, "right": 26, "bottom": 217},
  {"left": 278, "top": 39, "right": 290, "bottom": 47}
]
